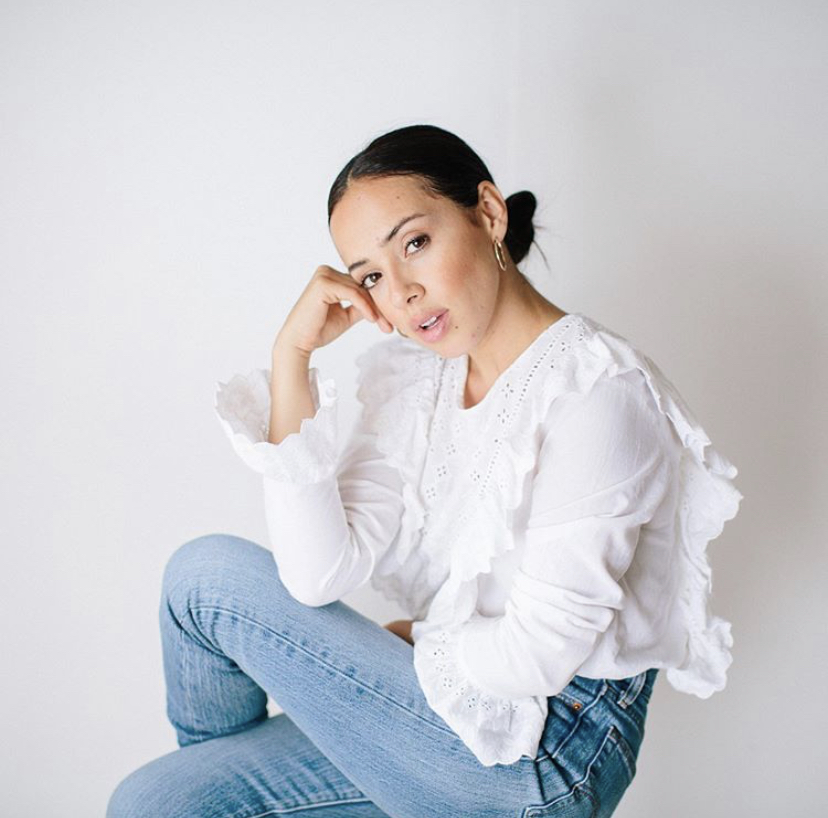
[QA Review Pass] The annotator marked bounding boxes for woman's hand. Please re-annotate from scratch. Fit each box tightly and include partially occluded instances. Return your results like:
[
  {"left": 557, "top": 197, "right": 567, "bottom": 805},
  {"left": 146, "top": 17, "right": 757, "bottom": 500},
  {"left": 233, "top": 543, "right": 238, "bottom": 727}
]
[
  {"left": 383, "top": 619, "right": 415, "bottom": 646},
  {"left": 273, "top": 264, "right": 394, "bottom": 358}
]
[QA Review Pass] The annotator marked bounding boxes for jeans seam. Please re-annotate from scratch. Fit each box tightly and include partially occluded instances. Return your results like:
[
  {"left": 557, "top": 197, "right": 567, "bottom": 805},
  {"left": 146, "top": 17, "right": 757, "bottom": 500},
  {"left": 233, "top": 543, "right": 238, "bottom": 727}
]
[
  {"left": 522, "top": 787, "right": 597, "bottom": 818},
  {"left": 554, "top": 690, "right": 585, "bottom": 708},
  {"left": 525, "top": 726, "right": 611, "bottom": 816},
  {"left": 238, "top": 796, "right": 376, "bottom": 817},
  {"left": 548, "top": 681, "right": 609, "bottom": 761},
  {"left": 606, "top": 725, "right": 637, "bottom": 782},
  {"left": 189, "top": 603, "right": 459, "bottom": 741},
  {"left": 178, "top": 602, "right": 196, "bottom": 738}
]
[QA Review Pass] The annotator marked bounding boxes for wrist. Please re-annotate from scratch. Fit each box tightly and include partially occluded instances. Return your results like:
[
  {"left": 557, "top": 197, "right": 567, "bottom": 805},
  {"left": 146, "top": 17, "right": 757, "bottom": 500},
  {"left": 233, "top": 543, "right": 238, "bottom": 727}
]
[{"left": 272, "top": 339, "right": 312, "bottom": 366}]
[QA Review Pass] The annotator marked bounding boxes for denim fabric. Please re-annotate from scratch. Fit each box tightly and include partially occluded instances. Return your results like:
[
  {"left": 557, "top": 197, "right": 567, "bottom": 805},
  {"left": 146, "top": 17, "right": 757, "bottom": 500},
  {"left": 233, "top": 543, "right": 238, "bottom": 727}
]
[{"left": 107, "top": 534, "right": 658, "bottom": 818}]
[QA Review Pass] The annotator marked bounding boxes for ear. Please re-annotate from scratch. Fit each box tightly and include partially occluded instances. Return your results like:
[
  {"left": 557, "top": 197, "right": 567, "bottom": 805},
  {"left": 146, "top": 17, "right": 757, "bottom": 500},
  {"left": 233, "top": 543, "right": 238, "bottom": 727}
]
[{"left": 476, "top": 180, "right": 508, "bottom": 242}]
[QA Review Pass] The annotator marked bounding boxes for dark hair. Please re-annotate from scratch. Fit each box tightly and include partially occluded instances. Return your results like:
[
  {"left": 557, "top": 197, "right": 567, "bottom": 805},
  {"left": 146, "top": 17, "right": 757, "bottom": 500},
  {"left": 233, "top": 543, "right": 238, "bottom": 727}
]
[{"left": 327, "top": 124, "right": 544, "bottom": 268}]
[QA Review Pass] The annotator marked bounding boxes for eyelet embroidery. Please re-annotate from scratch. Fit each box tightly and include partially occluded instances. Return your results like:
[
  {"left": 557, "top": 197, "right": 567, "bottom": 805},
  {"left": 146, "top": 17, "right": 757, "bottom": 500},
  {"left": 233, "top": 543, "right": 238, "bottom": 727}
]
[
  {"left": 352, "top": 310, "right": 740, "bottom": 760},
  {"left": 414, "top": 316, "right": 586, "bottom": 591},
  {"left": 414, "top": 309, "right": 582, "bottom": 719},
  {"left": 428, "top": 628, "right": 522, "bottom": 715}
]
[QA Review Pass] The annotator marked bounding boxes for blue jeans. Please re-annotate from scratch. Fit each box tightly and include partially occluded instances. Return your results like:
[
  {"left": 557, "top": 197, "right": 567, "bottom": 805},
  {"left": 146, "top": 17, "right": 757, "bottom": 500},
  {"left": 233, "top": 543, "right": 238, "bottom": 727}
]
[{"left": 106, "top": 534, "right": 658, "bottom": 818}]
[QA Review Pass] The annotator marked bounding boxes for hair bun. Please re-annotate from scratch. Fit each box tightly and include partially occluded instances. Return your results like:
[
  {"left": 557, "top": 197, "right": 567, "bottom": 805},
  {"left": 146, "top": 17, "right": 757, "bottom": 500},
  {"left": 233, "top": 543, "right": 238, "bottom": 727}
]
[
  {"left": 327, "top": 124, "right": 542, "bottom": 269},
  {"left": 504, "top": 190, "right": 537, "bottom": 265}
]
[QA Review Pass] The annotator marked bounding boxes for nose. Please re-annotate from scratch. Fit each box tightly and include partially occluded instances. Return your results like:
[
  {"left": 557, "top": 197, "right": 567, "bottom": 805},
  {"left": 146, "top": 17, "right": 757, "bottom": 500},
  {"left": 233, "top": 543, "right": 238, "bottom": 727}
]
[
  {"left": 389, "top": 276, "right": 423, "bottom": 312},
  {"left": 391, "top": 293, "right": 419, "bottom": 338}
]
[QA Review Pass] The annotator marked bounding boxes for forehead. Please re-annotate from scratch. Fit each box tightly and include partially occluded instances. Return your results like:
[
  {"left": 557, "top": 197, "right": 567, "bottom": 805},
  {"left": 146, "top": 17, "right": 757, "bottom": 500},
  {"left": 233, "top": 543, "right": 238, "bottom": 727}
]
[{"left": 330, "top": 175, "right": 443, "bottom": 249}]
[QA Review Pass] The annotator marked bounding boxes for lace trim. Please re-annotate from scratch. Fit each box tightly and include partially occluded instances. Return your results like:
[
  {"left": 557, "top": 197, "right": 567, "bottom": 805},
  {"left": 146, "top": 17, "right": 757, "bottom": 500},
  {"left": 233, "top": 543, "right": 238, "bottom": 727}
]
[
  {"left": 352, "top": 336, "right": 444, "bottom": 617},
  {"left": 579, "top": 320, "right": 744, "bottom": 697},
  {"left": 411, "top": 619, "right": 547, "bottom": 767},
  {"left": 421, "top": 315, "right": 742, "bottom": 698},
  {"left": 214, "top": 366, "right": 339, "bottom": 483},
  {"left": 410, "top": 314, "right": 741, "bottom": 765},
  {"left": 351, "top": 315, "right": 741, "bottom": 767},
  {"left": 423, "top": 316, "right": 592, "bottom": 627}
]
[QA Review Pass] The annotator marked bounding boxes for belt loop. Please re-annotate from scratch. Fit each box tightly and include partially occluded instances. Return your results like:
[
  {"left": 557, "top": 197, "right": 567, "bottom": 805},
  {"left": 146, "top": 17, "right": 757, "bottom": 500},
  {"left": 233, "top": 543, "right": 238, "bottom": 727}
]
[{"left": 617, "top": 670, "right": 647, "bottom": 709}]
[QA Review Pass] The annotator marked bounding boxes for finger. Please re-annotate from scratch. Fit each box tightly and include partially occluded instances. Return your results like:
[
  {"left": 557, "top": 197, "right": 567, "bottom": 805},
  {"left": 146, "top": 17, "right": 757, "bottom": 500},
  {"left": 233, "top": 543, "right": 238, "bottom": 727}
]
[
  {"left": 336, "top": 303, "right": 363, "bottom": 330},
  {"left": 332, "top": 292, "right": 376, "bottom": 326},
  {"left": 316, "top": 269, "right": 372, "bottom": 314},
  {"left": 338, "top": 277, "right": 383, "bottom": 325},
  {"left": 318, "top": 269, "right": 387, "bottom": 328},
  {"left": 347, "top": 288, "right": 380, "bottom": 324}
]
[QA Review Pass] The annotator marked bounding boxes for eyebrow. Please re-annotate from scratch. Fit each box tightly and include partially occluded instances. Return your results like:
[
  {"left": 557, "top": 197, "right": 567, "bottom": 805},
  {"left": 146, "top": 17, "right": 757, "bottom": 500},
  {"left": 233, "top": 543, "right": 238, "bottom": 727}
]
[{"left": 347, "top": 212, "right": 427, "bottom": 274}]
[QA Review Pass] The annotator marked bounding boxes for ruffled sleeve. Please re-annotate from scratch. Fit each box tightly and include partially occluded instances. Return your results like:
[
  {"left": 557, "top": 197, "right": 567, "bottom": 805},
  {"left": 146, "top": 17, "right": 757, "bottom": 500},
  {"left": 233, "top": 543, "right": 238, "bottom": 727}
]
[
  {"left": 412, "top": 368, "right": 675, "bottom": 765},
  {"left": 214, "top": 365, "right": 339, "bottom": 484},
  {"left": 214, "top": 361, "right": 406, "bottom": 607}
]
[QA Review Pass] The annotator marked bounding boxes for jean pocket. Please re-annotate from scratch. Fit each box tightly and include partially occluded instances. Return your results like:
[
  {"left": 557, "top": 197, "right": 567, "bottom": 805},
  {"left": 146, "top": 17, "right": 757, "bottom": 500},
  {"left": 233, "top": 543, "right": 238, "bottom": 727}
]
[
  {"left": 604, "top": 724, "right": 638, "bottom": 784},
  {"left": 521, "top": 783, "right": 597, "bottom": 818},
  {"left": 554, "top": 688, "right": 587, "bottom": 711},
  {"left": 525, "top": 723, "right": 638, "bottom": 818}
]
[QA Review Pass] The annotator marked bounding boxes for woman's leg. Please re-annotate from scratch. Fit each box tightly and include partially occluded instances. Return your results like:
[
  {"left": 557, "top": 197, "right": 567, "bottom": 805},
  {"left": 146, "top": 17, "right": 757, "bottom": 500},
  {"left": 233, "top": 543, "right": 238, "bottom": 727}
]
[
  {"left": 106, "top": 710, "right": 392, "bottom": 817},
  {"left": 107, "top": 533, "right": 548, "bottom": 818}
]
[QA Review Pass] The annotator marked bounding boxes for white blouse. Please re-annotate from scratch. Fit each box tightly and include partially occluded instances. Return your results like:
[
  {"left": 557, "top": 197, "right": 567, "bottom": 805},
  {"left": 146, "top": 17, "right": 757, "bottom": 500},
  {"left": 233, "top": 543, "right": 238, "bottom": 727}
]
[{"left": 214, "top": 312, "right": 743, "bottom": 767}]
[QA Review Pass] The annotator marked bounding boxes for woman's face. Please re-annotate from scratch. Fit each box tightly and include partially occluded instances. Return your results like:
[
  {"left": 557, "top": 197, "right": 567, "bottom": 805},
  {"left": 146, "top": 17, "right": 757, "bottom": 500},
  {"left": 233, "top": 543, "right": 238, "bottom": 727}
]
[{"left": 329, "top": 174, "right": 506, "bottom": 357}]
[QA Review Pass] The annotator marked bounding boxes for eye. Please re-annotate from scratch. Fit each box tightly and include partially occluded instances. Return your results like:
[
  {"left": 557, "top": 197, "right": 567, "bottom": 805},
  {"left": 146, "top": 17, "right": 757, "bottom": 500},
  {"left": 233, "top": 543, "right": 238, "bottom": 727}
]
[
  {"left": 406, "top": 233, "right": 429, "bottom": 253},
  {"left": 360, "top": 271, "right": 381, "bottom": 290},
  {"left": 359, "top": 234, "right": 429, "bottom": 290}
]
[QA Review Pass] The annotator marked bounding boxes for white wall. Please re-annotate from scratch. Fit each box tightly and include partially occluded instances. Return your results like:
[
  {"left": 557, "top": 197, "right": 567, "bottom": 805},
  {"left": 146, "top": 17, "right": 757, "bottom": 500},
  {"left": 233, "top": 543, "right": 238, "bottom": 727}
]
[{"left": 1, "top": 1, "right": 825, "bottom": 815}]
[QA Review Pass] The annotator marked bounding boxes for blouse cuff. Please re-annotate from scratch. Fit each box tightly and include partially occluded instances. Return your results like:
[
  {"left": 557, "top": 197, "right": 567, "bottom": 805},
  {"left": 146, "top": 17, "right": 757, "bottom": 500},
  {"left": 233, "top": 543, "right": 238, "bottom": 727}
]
[
  {"left": 411, "top": 616, "right": 546, "bottom": 767},
  {"left": 214, "top": 365, "right": 339, "bottom": 484}
]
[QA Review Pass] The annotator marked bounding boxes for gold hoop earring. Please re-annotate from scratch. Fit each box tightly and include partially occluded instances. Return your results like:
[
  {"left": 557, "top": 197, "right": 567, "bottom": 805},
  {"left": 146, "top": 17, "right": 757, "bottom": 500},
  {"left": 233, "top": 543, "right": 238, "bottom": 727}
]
[{"left": 493, "top": 238, "right": 507, "bottom": 272}]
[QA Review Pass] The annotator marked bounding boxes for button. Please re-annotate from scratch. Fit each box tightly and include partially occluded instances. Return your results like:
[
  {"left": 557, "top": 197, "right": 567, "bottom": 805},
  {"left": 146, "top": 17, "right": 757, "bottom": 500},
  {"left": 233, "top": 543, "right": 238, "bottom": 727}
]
[{"left": 572, "top": 702, "right": 582, "bottom": 710}]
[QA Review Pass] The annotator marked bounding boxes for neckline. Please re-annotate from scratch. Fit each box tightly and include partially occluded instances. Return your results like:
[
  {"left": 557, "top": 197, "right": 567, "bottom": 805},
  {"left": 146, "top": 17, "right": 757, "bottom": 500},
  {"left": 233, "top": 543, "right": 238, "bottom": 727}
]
[{"left": 454, "top": 312, "right": 581, "bottom": 413}]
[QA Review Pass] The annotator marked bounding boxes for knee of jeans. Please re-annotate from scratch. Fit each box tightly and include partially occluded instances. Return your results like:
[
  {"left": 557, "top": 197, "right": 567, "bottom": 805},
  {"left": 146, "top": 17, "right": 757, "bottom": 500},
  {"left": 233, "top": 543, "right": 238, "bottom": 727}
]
[
  {"left": 106, "top": 772, "right": 140, "bottom": 818},
  {"left": 161, "top": 533, "right": 270, "bottom": 601},
  {"left": 106, "top": 765, "right": 170, "bottom": 818}
]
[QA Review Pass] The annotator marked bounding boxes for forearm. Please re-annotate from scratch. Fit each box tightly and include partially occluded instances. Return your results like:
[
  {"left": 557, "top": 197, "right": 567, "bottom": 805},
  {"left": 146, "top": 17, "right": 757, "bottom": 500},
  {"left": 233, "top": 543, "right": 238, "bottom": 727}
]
[{"left": 268, "top": 342, "right": 316, "bottom": 445}]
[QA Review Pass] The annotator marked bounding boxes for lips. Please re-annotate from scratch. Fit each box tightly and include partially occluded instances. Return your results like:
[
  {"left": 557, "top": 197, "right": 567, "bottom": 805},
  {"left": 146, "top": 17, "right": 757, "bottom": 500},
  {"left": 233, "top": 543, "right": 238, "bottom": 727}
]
[{"left": 409, "top": 309, "right": 448, "bottom": 334}]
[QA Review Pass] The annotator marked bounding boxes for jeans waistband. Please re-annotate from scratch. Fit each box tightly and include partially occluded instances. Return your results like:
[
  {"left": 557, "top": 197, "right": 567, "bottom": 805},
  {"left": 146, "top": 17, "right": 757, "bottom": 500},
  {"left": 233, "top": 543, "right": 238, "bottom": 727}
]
[
  {"left": 605, "top": 668, "right": 658, "bottom": 709},
  {"left": 556, "top": 668, "right": 658, "bottom": 709}
]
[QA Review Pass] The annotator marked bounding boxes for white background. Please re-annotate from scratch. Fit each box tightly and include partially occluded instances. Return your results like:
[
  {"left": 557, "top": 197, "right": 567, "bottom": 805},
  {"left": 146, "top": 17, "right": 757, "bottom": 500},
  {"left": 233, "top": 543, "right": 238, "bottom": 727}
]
[{"left": 1, "top": 1, "right": 825, "bottom": 815}]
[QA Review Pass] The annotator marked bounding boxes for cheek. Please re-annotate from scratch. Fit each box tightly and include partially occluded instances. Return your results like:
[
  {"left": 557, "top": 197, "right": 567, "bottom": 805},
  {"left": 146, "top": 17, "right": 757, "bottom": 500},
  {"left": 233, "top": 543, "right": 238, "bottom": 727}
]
[
  {"left": 450, "top": 258, "right": 494, "bottom": 302},
  {"left": 440, "top": 253, "right": 481, "bottom": 294}
]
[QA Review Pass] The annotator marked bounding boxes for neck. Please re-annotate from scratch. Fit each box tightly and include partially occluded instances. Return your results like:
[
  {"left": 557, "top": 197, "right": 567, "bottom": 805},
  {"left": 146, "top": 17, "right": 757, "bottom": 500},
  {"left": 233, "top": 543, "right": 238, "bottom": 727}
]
[{"left": 465, "top": 268, "right": 567, "bottom": 388}]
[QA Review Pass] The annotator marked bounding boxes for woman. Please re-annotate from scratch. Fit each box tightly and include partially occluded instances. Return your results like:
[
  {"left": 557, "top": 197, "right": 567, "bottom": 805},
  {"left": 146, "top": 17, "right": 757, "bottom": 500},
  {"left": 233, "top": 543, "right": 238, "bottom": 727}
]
[{"left": 107, "top": 124, "right": 743, "bottom": 817}]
